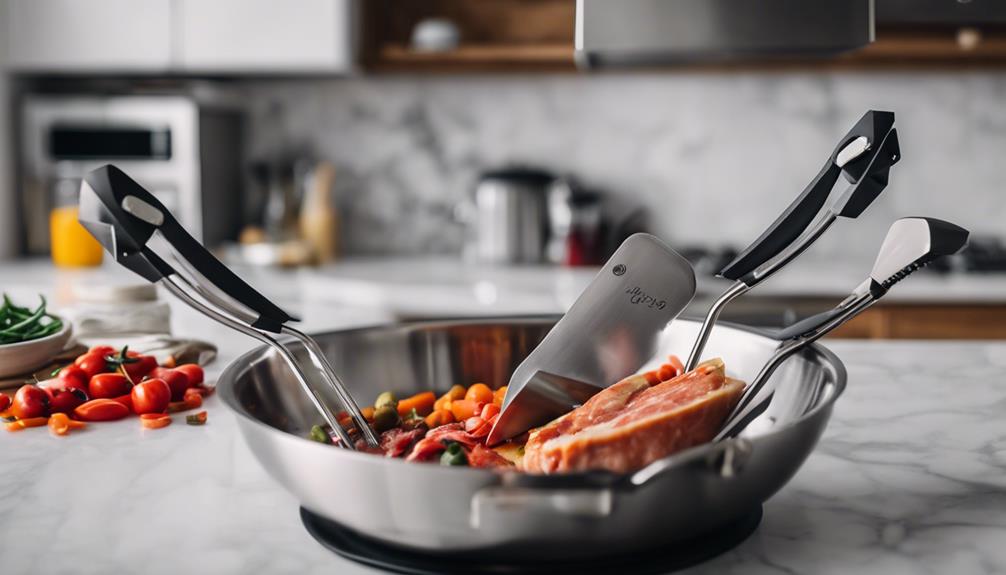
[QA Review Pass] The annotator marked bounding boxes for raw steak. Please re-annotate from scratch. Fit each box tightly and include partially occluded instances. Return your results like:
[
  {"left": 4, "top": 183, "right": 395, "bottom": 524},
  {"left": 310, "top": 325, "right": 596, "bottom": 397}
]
[{"left": 520, "top": 358, "right": 744, "bottom": 474}]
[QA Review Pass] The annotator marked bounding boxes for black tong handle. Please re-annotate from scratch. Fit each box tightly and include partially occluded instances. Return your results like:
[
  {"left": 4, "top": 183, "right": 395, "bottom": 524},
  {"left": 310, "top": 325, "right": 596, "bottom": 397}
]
[
  {"left": 719, "top": 110, "right": 899, "bottom": 282},
  {"left": 82, "top": 165, "right": 296, "bottom": 333}
]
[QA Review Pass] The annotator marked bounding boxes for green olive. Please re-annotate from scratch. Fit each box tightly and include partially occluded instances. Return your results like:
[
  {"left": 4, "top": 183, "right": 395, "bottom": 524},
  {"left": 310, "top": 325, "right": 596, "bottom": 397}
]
[
  {"left": 374, "top": 391, "right": 398, "bottom": 410},
  {"left": 372, "top": 405, "right": 400, "bottom": 432}
]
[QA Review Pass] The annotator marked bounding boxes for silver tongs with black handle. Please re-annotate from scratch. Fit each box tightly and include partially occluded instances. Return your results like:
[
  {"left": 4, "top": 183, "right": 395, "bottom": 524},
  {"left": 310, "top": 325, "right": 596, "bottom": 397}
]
[
  {"left": 77, "top": 165, "right": 380, "bottom": 449},
  {"left": 715, "top": 216, "right": 970, "bottom": 441},
  {"left": 686, "top": 110, "right": 902, "bottom": 370}
]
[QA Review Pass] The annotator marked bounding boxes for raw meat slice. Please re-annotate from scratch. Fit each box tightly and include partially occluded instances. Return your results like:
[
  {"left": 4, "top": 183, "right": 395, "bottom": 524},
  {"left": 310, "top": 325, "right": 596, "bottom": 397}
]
[{"left": 520, "top": 358, "right": 744, "bottom": 474}]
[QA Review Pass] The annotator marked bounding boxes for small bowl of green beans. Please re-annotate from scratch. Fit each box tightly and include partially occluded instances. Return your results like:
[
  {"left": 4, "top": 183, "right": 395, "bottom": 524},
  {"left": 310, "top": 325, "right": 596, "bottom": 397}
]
[{"left": 0, "top": 294, "right": 73, "bottom": 378}]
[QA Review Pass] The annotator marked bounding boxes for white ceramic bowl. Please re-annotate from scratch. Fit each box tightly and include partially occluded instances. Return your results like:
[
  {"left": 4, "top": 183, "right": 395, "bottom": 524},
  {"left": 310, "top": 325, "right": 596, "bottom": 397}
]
[{"left": 0, "top": 319, "right": 73, "bottom": 379}]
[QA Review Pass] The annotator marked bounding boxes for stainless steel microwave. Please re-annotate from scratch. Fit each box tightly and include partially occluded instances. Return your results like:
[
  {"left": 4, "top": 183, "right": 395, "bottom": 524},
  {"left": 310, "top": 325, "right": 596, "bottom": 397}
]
[{"left": 19, "top": 94, "right": 243, "bottom": 254}]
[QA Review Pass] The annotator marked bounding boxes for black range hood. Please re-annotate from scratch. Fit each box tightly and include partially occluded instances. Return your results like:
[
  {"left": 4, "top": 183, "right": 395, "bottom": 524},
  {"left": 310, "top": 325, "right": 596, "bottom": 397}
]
[{"left": 575, "top": 0, "right": 875, "bottom": 68}]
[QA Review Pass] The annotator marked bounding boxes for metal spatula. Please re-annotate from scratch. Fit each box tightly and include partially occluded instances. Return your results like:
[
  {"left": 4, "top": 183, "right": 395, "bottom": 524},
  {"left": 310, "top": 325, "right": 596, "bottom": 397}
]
[
  {"left": 715, "top": 216, "right": 970, "bottom": 441},
  {"left": 487, "top": 233, "right": 696, "bottom": 444}
]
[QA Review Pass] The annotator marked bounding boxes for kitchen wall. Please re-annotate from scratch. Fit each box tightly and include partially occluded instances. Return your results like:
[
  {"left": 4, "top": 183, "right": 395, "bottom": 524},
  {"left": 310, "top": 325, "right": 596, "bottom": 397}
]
[
  {"left": 0, "top": 0, "right": 14, "bottom": 259},
  {"left": 244, "top": 71, "right": 1006, "bottom": 260}
]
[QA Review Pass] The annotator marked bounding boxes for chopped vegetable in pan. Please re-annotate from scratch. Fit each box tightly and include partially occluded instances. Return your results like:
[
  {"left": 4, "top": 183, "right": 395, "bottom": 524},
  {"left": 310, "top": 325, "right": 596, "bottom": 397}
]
[{"left": 315, "top": 354, "right": 740, "bottom": 475}]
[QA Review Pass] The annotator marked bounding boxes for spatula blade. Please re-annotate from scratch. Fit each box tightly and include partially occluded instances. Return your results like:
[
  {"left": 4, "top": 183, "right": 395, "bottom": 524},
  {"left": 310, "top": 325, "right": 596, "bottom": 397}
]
[{"left": 487, "top": 233, "right": 696, "bottom": 445}]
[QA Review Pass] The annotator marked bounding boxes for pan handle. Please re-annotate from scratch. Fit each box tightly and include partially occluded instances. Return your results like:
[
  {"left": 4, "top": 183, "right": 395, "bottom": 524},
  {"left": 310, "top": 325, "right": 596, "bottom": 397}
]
[
  {"left": 469, "top": 485, "right": 614, "bottom": 528},
  {"left": 629, "top": 437, "right": 754, "bottom": 487}
]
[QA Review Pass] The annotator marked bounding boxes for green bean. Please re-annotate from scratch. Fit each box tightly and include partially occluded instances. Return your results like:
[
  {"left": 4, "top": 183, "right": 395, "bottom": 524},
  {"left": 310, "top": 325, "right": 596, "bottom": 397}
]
[{"left": 0, "top": 295, "right": 63, "bottom": 343}]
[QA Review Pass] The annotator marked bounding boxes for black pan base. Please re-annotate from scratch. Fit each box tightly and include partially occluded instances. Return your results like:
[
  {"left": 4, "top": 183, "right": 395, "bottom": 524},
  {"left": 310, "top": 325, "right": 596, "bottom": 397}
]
[{"left": 300, "top": 506, "right": 763, "bottom": 575}]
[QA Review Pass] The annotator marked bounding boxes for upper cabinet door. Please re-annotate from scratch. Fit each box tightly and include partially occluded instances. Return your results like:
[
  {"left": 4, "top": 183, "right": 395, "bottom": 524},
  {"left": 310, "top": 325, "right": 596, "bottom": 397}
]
[
  {"left": 176, "top": 0, "right": 355, "bottom": 72},
  {"left": 5, "top": 0, "right": 172, "bottom": 71}
]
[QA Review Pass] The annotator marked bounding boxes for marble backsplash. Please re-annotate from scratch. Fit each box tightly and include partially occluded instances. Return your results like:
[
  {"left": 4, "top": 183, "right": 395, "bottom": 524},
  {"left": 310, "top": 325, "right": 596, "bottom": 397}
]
[{"left": 242, "top": 71, "right": 1006, "bottom": 260}]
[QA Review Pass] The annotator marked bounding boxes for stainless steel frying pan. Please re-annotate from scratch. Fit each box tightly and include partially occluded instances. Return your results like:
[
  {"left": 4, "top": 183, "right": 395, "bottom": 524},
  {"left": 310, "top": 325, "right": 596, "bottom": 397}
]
[{"left": 218, "top": 318, "right": 844, "bottom": 559}]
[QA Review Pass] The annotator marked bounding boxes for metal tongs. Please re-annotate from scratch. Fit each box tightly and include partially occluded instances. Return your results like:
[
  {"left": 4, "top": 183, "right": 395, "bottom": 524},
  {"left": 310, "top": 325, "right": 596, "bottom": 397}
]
[
  {"left": 686, "top": 110, "right": 901, "bottom": 370},
  {"left": 77, "top": 165, "right": 379, "bottom": 449},
  {"left": 715, "top": 217, "right": 970, "bottom": 441}
]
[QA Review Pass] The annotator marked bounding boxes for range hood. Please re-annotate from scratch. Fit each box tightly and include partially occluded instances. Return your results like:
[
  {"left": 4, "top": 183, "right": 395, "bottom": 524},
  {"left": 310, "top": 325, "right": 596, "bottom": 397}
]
[{"left": 575, "top": 0, "right": 875, "bottom": 68}]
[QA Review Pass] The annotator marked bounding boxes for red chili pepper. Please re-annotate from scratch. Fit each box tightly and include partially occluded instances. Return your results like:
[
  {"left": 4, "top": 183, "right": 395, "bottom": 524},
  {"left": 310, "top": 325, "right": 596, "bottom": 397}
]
[{"left": 73, "top": 399, "right": 130, "bottom": 422}]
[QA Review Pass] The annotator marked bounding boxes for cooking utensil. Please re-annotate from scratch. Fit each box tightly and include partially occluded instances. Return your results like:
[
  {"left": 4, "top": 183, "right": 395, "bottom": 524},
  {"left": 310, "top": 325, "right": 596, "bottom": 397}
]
[
  {"left": 218, "top": 317, "right": 844, "bottom": 559},
  {"left": 716, "top": 217, "right": 970, "bottom": 440},
  {"left": 76, "top": 164, "right": 378, "bottom": 449},
  {"left": 685, "top": 110, "right": 901, "bottom": 371},
  {"left": 487, "top": 233, "right": 696, "bottom": 444}
]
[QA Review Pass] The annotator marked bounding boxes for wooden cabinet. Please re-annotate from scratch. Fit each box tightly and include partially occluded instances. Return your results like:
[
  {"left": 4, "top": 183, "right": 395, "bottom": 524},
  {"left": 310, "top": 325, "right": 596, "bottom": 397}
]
[
  {"left": 829, "top": 305, "right": 1006, "bottom": 340},
  {"left": 176, "top": 0, "right": 355, "bottom": 72},
  {"left": 360, "top": 0, "right": 1006, "bottom": 72},
  {"left": 3, "top": 0, "right": 355, "bottom": 73},
  {"left": 361, "top": 0, "right": 575, "bottom": 72},
  {"left": 5, "top": 0, "right": 173, "bottom": 71}
]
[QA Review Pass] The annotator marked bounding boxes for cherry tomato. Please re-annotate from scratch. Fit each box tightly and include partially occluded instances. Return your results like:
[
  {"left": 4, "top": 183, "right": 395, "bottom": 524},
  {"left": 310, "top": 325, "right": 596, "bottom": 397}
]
[
  {"left": 74, "top": 399, "right": 130, "bottom": 422},
  {"left": 124, "top": 355, "right": 158, "bottom": 380},
  {"left": 13, "top": 385, "right": 49, "bottom": 419},
  {"left": 49, "top": 387, "right": 88, "bottom": 414},
  {"left": 57, "top": 365, "right": 89, "bottom": 393},
  {"left": 131, "top": 378, "right": 171, "bottom": 415},
  {"left": 77, "top": 353, "right": 109, "bottom": 379},
  {"left": 0, "top": 392, "right": 10, "bottom": 412},
  {"left": 174, "top": 364, "right": 204, "bottom": 387},
  {"left": 89, "top": 373, "right": 132, "bottom": 400},
  {"left": 88, "top": 345, "right": 117, "bottom": 357},
  {"left": 149, "top": 367, "right": 191, "bottom": 401}
]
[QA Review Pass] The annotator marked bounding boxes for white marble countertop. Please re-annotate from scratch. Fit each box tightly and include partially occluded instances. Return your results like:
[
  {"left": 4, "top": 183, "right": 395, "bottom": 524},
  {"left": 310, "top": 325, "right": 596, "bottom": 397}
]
[
  {"left": 300, "top": 257, "right": 1006, "bottom": 318},
  {"left": 2, "top": 261, "right": 1006, "bottom": 574}
]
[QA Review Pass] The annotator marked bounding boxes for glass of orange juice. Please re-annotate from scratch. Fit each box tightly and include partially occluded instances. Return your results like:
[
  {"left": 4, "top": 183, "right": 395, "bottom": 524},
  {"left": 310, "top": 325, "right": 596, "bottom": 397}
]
[{"left": 50, "top": 177, "right": 103, "bottom": 267}]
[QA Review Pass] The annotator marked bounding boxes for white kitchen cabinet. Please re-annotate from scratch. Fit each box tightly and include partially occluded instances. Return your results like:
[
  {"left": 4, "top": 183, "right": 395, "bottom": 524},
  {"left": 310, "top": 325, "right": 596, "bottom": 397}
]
[
  {"left": 175, "top": 0, "right": 355, "bottom": 72},
  {"left": 4, "top": 0, "right": 173, "bottom": 71}
]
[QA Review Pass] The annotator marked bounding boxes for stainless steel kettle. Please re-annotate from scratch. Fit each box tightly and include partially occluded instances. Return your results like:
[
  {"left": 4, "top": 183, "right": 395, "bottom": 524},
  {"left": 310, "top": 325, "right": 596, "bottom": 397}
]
[{"left": 468, "top": 167, "right": 554, "bottom": 264}]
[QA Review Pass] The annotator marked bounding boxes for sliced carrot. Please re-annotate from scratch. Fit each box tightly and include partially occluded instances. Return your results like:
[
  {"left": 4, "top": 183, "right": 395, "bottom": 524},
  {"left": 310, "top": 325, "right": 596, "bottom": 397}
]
[
  {"left": 5, "top": 417, "right": 49, "bottom": 431},
  {"left": 48, "top": 413, "right": 86, "bottom": 436},
  {"left": 464, "top": 383, "right": 494, "bottom": 404},
  {"left": 433, "top": 395, "right": 449, "bottom": 412},
  {"left": 424, "top": 408, "right": 455, "bottom": 428},
  {"left": 493, "top": 386, "right": 507, "bottom": 407},
  {"left": 161, "top": 355, "right": 177, "bottom": 369},
  {"left": 450, "top": 399, "right": 481, "bottom": 421},
  {"left": 361, "top": 406, "right": 375, "bottom": 422},
  {"left": 668, "top": 355, "right": 685, "bottom": 374},
  {"left": 446, "top": 385, "right": 467, "bottom": 401},
  {"left": 396, "top": 391, "right": 436, "bottom": 417},
  {"left": 140, "top": 413, "right": 171, "bottom": 429}
]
